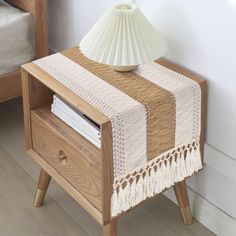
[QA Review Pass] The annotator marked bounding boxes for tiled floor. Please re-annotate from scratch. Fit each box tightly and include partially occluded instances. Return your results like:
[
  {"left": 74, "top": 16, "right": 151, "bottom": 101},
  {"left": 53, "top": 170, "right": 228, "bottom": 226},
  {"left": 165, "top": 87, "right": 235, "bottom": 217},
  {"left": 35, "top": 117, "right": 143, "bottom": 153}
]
[{"left": 0, "top": 98, "right": 215, "bottom": 236}]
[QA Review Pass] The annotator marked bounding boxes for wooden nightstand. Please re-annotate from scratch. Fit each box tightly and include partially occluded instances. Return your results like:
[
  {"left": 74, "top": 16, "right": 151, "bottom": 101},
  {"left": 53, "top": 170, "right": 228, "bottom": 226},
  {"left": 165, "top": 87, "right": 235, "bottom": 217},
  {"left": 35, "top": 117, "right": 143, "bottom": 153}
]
[{"left": 21, "top": 53, "right": 206, "bottom": 236}]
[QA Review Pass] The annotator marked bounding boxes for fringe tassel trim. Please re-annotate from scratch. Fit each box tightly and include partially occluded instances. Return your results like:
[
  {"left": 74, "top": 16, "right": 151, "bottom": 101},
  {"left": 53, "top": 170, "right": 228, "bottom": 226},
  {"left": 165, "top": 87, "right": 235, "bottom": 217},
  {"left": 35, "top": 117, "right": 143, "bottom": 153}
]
[{"left": 111, "top": 139, "right": 202, "bottom": 217}]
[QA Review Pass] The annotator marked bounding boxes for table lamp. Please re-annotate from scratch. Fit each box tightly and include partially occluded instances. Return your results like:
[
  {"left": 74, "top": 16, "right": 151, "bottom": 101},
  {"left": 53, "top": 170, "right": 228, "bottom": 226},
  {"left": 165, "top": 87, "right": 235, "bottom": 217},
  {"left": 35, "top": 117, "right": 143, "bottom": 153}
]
[{"left": 80, "top": 2, "right": 167, "bottom": 72}]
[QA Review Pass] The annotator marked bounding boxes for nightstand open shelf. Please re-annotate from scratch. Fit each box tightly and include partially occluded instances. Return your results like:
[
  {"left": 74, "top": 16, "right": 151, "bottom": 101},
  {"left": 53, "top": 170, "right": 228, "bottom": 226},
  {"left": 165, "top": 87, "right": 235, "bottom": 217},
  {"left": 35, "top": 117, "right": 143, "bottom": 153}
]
[{"left": 21, "top": 56, "right": 206, "bottom": 236}]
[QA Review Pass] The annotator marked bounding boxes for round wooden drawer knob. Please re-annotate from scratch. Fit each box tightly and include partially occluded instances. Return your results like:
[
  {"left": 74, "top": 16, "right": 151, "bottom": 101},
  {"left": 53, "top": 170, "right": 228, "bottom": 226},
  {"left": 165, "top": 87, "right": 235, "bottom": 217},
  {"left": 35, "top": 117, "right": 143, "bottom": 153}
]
[{"left": 58, "top": 150, "right": 68, "bottom": 164}]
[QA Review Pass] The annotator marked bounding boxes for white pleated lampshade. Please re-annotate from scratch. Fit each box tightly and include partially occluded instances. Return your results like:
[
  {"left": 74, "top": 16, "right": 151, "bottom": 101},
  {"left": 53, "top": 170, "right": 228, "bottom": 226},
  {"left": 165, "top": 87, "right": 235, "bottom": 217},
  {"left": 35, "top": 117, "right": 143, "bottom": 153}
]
[{"left": 80, "top": 2, "right": 167, "bottom": 68}]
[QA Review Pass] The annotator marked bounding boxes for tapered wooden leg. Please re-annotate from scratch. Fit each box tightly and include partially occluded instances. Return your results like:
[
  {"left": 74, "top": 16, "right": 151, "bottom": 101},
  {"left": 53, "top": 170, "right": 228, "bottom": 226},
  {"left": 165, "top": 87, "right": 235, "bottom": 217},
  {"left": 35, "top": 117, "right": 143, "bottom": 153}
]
[
  {"left": 174, "top": 180, "right": 193, "bottom": 225},
  {"left": 33, "top": 168, "right": 51, "bottom": 207},
  {"left": 102, "top": 220, "right": 117, "bottom": 236}
]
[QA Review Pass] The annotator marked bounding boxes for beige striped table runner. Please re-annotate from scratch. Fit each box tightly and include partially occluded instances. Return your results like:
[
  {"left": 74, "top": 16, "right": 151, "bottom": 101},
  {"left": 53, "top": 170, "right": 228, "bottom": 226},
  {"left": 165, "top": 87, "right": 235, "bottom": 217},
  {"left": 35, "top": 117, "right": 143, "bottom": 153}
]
[{"left": 34, "top": 47, "right": 202, "bottom": 216}]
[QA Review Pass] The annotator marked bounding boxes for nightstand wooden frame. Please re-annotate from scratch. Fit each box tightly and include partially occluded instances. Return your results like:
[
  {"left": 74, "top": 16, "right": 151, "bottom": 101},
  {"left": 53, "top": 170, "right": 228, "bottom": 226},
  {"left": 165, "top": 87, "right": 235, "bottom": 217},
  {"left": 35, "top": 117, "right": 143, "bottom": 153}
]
[{"left": 21, "top": 59, "right": 206, "bottom": 236}]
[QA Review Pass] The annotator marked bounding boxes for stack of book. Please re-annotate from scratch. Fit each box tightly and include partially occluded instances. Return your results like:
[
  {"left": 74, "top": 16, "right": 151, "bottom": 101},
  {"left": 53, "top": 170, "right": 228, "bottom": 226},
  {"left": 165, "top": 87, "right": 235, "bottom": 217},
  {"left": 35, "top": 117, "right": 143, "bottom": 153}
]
[{"left": 51, "top": 95, "right": 101, "bottom": 148}]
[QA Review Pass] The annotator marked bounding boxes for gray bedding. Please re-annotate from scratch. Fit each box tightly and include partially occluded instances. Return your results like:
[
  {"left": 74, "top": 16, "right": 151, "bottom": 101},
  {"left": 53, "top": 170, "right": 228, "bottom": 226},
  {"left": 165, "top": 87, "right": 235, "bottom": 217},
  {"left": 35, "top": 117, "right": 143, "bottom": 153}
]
[{"left": 0, "top": 0, "right": 35, "bottom": 75}]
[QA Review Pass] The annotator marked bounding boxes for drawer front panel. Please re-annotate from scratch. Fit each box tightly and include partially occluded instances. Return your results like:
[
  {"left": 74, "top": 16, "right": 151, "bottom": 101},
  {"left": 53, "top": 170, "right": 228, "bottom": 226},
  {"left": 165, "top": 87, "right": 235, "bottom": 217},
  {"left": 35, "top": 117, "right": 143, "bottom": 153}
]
[{"left": 31, "top": 112, "right": 103, "bottom": 211}]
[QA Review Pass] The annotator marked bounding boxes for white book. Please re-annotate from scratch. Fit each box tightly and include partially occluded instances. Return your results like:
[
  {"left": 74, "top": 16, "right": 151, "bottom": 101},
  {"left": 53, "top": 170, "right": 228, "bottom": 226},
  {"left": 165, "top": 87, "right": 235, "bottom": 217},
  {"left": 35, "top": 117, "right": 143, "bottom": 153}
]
[
  {"left": 52, "top": 106, "right": 101, "bottom": 148},
  {"left": 52, "top": 95, "right": 100, "bottom": 140},
  {"left": 53, "top": 95, "right": 100, "bottom": 137},
  {"left": 51, "top": 95, "right": 101, "bottom": 148}
]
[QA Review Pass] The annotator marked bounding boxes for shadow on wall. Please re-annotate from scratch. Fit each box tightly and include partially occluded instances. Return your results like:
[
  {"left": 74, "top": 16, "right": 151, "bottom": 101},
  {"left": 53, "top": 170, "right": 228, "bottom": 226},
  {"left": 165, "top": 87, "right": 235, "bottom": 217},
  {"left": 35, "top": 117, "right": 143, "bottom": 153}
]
[
  {"left": 48, "top": 0, "right": 76, "bottom": 50},
  {"left": 47, "top": 0, "right": 123, "bottom": 51}
]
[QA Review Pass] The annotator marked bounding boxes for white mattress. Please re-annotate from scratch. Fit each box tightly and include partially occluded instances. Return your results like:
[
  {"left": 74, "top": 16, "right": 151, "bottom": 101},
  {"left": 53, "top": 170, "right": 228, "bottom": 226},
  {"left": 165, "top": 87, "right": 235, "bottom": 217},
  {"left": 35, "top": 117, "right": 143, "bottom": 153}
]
[{"left": 0, "top": 0, "right": 35, "bottom": 75}]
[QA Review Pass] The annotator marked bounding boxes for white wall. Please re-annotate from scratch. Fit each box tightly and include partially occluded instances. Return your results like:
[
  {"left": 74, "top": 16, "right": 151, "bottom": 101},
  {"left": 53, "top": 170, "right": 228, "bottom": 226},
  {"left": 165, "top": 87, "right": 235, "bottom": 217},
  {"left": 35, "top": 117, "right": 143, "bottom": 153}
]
[
  {"left": 138, "top": 0, "right": 236, "bottom": 159},
  {"left": 48, "top": 0, "right": 236, "bottom": 234},
  {"left": 48, "top": 0, "right": 121, "bottom": 51}
]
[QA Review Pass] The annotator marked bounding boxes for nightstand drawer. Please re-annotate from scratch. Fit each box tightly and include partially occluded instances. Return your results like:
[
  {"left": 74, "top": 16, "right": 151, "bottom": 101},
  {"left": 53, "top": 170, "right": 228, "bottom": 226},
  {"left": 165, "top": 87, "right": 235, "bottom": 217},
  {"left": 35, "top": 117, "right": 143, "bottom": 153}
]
[{"left": 31, "top": 107, "right": 103, "bottom": 211}]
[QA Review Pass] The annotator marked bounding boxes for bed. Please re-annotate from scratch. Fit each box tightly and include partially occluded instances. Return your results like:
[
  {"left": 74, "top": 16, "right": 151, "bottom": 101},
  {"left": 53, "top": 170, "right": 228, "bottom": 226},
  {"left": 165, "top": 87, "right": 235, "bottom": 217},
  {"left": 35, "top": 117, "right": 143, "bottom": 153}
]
[{"left": 0, "top": 0, "right": 48, "bottom": 102}]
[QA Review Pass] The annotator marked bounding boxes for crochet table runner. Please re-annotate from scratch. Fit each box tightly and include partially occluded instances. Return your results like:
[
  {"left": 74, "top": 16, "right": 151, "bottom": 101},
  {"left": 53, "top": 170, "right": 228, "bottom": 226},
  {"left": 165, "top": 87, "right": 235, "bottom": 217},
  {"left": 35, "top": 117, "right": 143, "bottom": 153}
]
[{"left": 34, "top": 47, "right": 202, "bottom": 217}]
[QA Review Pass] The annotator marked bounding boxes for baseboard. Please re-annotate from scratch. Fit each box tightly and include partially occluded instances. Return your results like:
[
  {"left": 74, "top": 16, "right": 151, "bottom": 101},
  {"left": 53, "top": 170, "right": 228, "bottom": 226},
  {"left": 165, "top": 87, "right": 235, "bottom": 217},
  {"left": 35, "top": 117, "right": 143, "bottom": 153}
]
[
  {"left": 163, "top": 187, "right": 236, "bottom": 236},
  {"left": 204, "top": 144, "right": 236, "bottom": 185}
]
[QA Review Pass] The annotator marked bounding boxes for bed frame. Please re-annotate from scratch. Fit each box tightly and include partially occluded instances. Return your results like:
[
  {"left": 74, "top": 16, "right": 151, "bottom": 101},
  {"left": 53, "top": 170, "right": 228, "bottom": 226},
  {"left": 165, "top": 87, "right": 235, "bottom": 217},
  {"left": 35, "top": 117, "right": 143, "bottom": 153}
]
[{"left": 0, "top": 0, "right": 48, "bottom": 103}]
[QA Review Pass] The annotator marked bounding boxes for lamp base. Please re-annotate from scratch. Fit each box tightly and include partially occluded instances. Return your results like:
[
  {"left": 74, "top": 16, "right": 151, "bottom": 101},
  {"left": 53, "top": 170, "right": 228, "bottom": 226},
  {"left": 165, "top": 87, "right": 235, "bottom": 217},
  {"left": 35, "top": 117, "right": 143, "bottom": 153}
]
[{"left": 109, "top": 65, "right": 138, "bottom": 72}]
